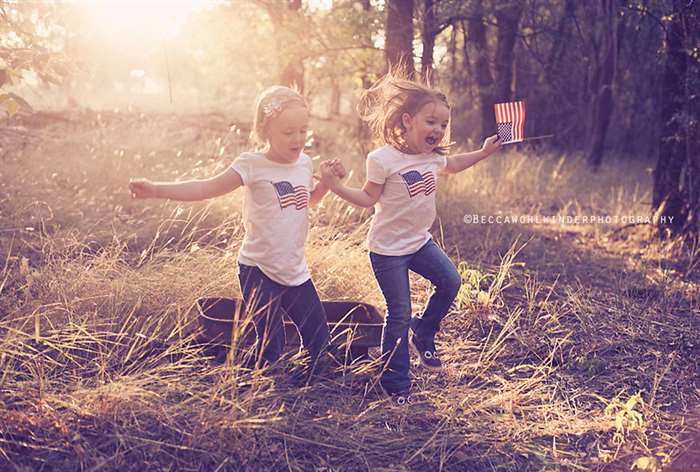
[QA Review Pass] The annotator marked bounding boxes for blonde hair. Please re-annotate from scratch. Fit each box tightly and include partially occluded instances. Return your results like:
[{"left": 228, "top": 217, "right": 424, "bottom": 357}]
[
  {"left": 252, "top": 85, "right": 307, "bottom": 146},
  {"left": 359, "top": 71, "right": 451, "bottom": 154}
]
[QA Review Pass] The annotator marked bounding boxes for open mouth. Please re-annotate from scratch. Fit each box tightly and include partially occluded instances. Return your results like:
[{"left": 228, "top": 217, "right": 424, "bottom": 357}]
[{"left": 425, "top": 136, "right": 439, "bottom": 146}]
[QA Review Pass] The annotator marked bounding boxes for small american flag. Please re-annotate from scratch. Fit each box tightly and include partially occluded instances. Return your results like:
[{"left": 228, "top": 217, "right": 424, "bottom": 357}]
[
  {"left": 272, "top": 181, "right": 308, "bottom": 210},
  {"left": 494, "top": 101, "right": 526, "bottom": 143},
  {"left": 400, "top": 170, "right": 436, "bottom": 198}
]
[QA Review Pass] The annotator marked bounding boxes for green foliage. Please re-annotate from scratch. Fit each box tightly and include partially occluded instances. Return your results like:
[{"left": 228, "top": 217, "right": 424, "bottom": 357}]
[
  {"left": 604, "top": 392, "right": 646, "bottom": 446},
  {"left": 566, "top": 353, "right": 607, "bottom": 376},
  {"left": 0, "top": 1, "right": 69, "bottom": 116},
  {"left": 631, "top": 453, "right": 671, "bottom": 472},
  {"left": 0, "top": 92, "right": 30, "bottom": 117}
]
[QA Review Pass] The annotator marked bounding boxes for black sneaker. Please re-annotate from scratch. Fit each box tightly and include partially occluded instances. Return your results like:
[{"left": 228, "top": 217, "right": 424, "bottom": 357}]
[
  {"left": 410, "top": 333, "right": 442, "bottom": 369},
  {"left": 380, "top": 384, "right": 411, "bottom": 406}
]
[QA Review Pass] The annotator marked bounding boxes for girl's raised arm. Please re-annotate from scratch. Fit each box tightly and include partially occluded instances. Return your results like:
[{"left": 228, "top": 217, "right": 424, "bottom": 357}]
[
  {"left": 129, "top": 167, "right": 243, "bottom": 201},
  {"left": 445, "top": 134, "right": 501, "bottom": 174}
]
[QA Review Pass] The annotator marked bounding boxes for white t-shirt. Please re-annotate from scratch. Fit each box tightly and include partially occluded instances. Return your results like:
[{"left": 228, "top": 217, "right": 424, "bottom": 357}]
[
  {"left": 366, "top": 145, "right": 447, "bottom": 256},
  {"left": 230, "top": 152, "right": 313, "bottom": 286}
]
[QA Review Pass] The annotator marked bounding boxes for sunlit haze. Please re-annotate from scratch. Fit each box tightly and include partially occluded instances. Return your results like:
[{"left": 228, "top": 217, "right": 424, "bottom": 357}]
[
  {"left": 79, "top": 0, "right": 333, "bottom": 39},
  {"left": 79, "top": 0, "right": 213, "bottom": 38}
]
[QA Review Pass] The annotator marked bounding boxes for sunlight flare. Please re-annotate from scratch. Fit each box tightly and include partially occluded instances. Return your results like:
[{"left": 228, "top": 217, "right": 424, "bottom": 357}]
[{"left": 79, "top": 0, "right": 211, "bottom": 38}]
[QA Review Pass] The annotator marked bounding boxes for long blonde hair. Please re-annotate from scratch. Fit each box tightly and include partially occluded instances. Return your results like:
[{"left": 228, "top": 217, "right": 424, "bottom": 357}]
[{"left": 358, "top": 71, "right": 451, "bottom": 154}]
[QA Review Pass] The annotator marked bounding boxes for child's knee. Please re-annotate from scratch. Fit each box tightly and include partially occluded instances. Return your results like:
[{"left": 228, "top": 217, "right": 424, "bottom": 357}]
[
  {"left": 385, "top": 304, "right": 411, "bottom": 330},
  {"left": 441, "top": 270, "right": 462, "bottom": 298},
  {"left": 386, "top": 300, "right": 411, "bottom": 316}
]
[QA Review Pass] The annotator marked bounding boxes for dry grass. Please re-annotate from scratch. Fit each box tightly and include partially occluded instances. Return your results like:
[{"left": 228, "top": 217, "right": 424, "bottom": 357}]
[{"left": 1, "top": 110, "right": 699, "bottom": 471}]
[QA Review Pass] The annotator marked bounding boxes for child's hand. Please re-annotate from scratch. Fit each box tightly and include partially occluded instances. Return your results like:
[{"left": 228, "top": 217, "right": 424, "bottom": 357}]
[
  {"left": 129, "top": 179, "right": 157, "bottom": 199},
  {"left": 482, "top": 134, "right": 502, "bottom": 156},
  {"left": 320, "top": 160, "right": 342, "bottom": 188},
  {"left": 331, "top": 160, "right": 347, "bottom": 179}
]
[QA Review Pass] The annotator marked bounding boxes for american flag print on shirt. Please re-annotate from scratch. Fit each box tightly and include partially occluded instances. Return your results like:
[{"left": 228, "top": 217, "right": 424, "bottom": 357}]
[
  {"left": 400, "top": 170, "right": 436, "bottom": 198},
  {"left": 494, "top": 101, "right": 526, "bottom": 143},
  {"left": 272, "top": 181, "right": 309, "bottom": 210}
]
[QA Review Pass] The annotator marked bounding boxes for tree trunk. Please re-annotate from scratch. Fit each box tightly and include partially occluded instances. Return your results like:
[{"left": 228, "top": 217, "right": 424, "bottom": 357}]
[
  {"left": 357, "top": 0, "right": 374, "bottom": 158},
  {"left": 262, "top": 0, "right": 305, "bottom": 92},
  {"left": 279, "top": 62, "right": 305, "bottom": 92},
  {"left": 448, "top": 20, "right": 457, "bottom": 87},
  {"left": 330, "top": 59, "right": 341, "bottom": 116},
  {"left": 587, "top": 0, "right": 619, "bottom": 168},
  {"left": 493, "top": 0, "right": 523, "bottom": 102},
  {"left": 685, "top": 4, "right": 700, "bottom": 233},
  {"left": 651, "top": 0, "right": 690, "bottom": 235},
  {"left": 421, "top": 0, "right": 437, "bottom": 83},
  {"left": 385, "top": 0, "right": 415, "bottom": 77},
  {"left": 546, "top": 0, "right": 576, "bottom": 78},
  {"left": 280, "top": 0, "right": 304, "bottom": 91},
  {"left": 468, "top": 3, "right": 495, "bottom": 138},
  {"left": 460, "top": 21, "right": 474, "bottom": 101}
]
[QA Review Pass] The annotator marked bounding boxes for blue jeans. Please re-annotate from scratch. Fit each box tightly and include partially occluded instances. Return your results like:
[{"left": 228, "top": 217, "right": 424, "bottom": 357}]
[
  {"left": 238, "top": 263, "right": 330, "bottom": 367},
  {"left": 369, "top": 239, "right": 461, "bottom": 393}
]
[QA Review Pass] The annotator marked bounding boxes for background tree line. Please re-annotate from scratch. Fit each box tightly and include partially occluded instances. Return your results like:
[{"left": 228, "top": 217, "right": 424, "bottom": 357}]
[{"left": 1, "top": 0, "right": 698, "bottom": 235}]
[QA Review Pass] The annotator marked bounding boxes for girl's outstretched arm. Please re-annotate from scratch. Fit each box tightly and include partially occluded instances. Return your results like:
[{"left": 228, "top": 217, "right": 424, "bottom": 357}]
[
  {"left": 129, "top": 167, "right": 243, "bottom": 201},
  {"left": 445, "top": 134, "right": 501, "bottom": 174},
  {"left": 333, "top": 181, "right": 383, "bottom": 208},
  {"left": 309, "top": 178, "right": 330, "bottom": 207},
  {"left": 320, "top": 161, "right": 382, "bottom": 208}
]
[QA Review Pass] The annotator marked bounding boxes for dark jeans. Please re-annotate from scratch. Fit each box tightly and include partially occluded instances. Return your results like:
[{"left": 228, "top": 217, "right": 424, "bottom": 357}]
[
  {"left": 238, "top": 263, "right": 330, "bottom": 367},
  {"left": 369, "top": 239, "right": 461, "bottom": 393}
]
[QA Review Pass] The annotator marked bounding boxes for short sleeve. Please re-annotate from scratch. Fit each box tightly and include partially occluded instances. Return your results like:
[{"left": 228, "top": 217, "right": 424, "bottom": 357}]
[
  {"left": 230, "top": 153, "right": 256, "bottom": 185},
  {"left": 366, "top": 153, "right": 387, "bottom": 184}
]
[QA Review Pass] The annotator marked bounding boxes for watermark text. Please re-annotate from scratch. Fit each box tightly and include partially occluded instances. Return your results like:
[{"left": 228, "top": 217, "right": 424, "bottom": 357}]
[{"left": 462, "top": 214, "right": 675, "bottom": 225}]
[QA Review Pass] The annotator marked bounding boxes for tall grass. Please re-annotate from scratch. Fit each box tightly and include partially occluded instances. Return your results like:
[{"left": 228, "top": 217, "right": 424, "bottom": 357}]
[{"left": 0, "top": 111, "right": 697, "bottom": 470}]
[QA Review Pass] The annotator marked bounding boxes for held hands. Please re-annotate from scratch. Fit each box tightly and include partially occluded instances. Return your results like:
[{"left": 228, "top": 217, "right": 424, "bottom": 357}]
[
  {"left": 331, "top": 160, "right": 347, "bottom": 179},
  {"left": 481, "top": 134, "right": 502, "bottom": 156},
  {"left": 320, "top": 159, "right": 347, "bottom": 189},
  {"left": 129, "top": 179, "right": 157, "bottom": 199}
]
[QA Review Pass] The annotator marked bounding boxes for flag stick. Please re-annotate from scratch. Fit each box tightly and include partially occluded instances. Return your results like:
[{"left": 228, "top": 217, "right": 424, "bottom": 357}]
[{"left": 502, "top": 134, "right": 555, "bottom": 144}]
